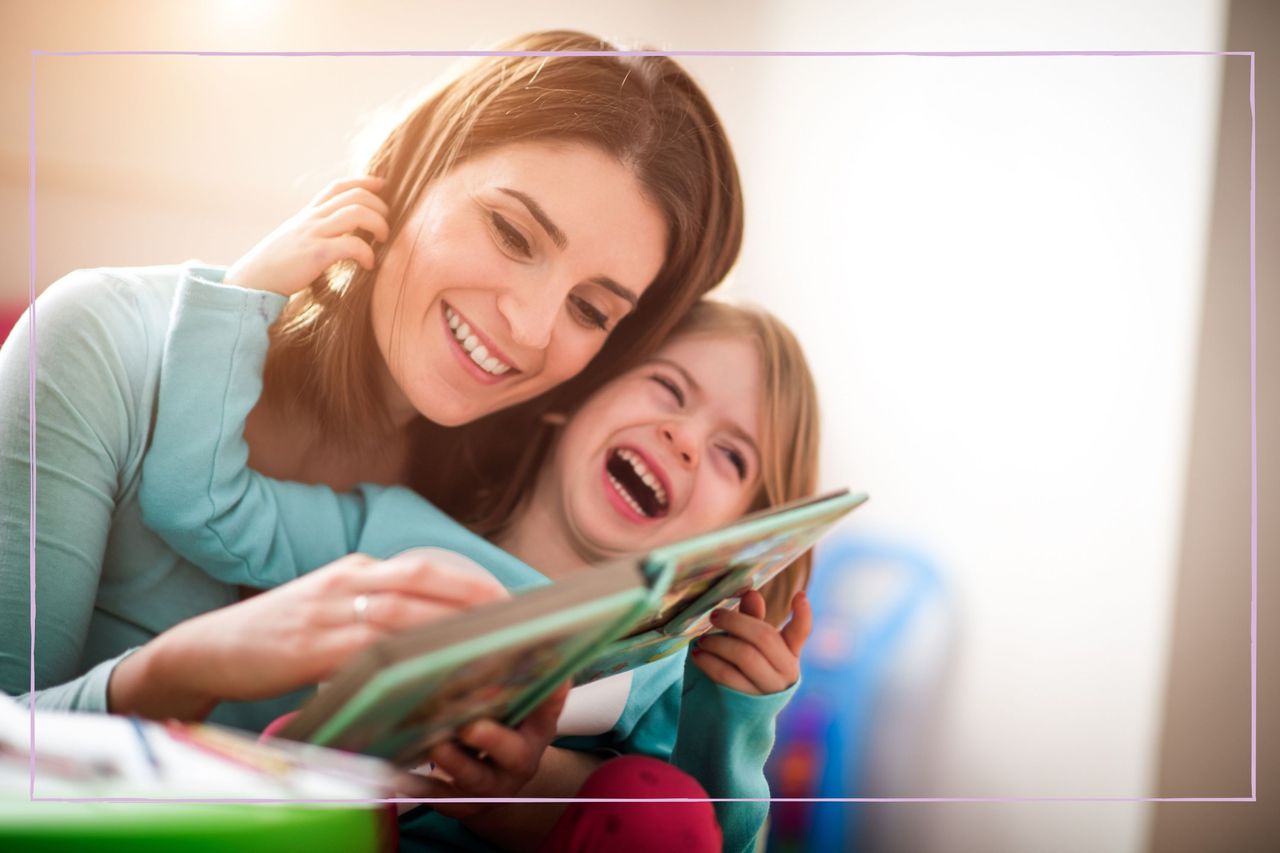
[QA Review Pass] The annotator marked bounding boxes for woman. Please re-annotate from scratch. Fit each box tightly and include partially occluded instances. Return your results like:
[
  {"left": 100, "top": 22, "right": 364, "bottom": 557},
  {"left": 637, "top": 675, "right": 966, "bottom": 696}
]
[
  {"left": 0, "top": 30, "right": 742, "bottom": 751},
  {"left": 141, "top": 269, "right": 822, "bottom": 851}
]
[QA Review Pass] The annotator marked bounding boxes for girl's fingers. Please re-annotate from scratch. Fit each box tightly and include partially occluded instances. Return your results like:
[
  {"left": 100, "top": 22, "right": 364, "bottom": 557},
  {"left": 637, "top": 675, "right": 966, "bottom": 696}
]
[
  {"left": 708, "top": 607, "right": 796, "bottom": 677},
  {"left": 696, "top": 633, "right": 791, "bottom": 694},
  {"left": 691, "top": 646, "right": 758, "bottom": 694},
  {"left": 780, "top": 591, "right": 813, "bottom": 656},
  {"left": 309, "top": 175, "right": 386, "bottom": 207},
  {"left": 519, "top": 681, "right": 571, "bottom": 741},
  {"left": 455, "top": 719, "right": 534, "bottom": 780},
  {"left": 427, "top": 738, "right": 500, "bottom": 794},
  {"left": 313, "top": 187, "right": 392, "bottom": 225},
  {"left": 739, "top": 589, "right": 767, "bottom": 621}
]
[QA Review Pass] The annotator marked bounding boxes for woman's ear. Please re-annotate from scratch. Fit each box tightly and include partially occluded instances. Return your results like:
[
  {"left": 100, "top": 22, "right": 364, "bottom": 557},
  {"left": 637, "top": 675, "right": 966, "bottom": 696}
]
[{"left": 541, "top": 411, "right": 569, "bottom": 427}]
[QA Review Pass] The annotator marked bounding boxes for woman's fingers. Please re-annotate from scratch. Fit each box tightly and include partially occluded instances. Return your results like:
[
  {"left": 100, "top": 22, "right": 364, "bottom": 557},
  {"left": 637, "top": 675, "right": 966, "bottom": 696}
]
[
  {"left": 691, "top": 646, "right": 758, "bottom": 694},
  {"left": 318, "top": 205, "right": 390, "bottom": 246},
  {"left": 313, "top": 187, "right": 391, "bottom": 222},
  {"left": 321, "top": 234, "right": 376, "bottom": 271},
  {"left": 309, "top": 175, "right": 386, "bottom": 207},
  {"left": 351, "top": 552, "right": 510, "bottom": 606},
  {"left": 323, "top": 592, "right": 472, "bottom": 633}
]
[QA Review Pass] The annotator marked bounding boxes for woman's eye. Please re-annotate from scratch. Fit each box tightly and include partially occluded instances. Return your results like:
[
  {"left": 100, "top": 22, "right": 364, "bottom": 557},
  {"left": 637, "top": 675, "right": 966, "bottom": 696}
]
[
  {"left": 649, "top": 374, "right": 685, "bottom": 407},
  {"left": 569, "top": 296, "right": 610, "bottom": 331},
  {"left": 720, "top": 446, "right": 748, "bottom": 480},
  {"left": 490, "top": 212, "right": 531, "bottom": 257}
]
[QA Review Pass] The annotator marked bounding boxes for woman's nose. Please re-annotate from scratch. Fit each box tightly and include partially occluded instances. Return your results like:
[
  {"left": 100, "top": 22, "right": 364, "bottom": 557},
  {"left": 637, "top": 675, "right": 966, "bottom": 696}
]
[
  {"left": 660, "top": 425, "right": 699, "bottom": 468},
  {"left": 497, "top": 285, "right": 561, "bottom": 350}
]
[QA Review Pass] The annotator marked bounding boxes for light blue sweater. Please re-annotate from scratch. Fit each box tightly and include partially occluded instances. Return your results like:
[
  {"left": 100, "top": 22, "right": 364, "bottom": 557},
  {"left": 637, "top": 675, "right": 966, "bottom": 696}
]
[
  {"left": 0, "top": 265, "right": 304, "bottom": 731},
  {"left": 138, "top": 269, "right": 792, "bottom": 852}
]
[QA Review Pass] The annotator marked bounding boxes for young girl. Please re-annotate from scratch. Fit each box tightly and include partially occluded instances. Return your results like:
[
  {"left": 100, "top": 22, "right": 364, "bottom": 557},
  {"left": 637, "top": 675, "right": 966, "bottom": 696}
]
[{"left": 140, "top": 233, "right": 818, "bottom": 853}]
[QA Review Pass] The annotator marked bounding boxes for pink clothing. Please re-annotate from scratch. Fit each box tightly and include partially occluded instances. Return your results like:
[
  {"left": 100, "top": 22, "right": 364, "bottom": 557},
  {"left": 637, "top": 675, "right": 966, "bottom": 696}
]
[{"left": 540, "top": 755, "right": 722, "bottom": 853}]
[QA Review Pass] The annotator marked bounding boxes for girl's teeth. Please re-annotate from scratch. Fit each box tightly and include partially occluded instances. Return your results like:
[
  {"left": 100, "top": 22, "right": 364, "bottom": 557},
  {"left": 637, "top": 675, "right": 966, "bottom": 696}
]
[
  {"left": 482, "top": 356, "right": 499, "bottom": 371},
  {"left": 448, "top": 313, "right": 460, "bottom": 331},
  {"left": 471, "top": 344, "right": 489, "bottom": 363},
  {"left": 615, "top": 449, "right": 667, "bottom": 507},
  {"left": 608, "top": 473, "right": 649, "bottom": 517},
  {"left": 462, "top": 335, "right": 479, "bottom": 353},
  {"left": 458, "top": 322, "right": 471, "bottom": 339}
]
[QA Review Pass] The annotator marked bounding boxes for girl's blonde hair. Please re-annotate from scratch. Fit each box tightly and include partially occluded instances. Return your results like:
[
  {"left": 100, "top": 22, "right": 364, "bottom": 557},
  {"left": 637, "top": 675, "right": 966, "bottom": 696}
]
[
  {"left": 665, "top": 301, "right": 822, "bottom": 625},
  {"left": 261, "top": 30, "right": 744, "bottom": 518},
  {"left": 477, "top": 300, "right": 821, "bottom": 626}
]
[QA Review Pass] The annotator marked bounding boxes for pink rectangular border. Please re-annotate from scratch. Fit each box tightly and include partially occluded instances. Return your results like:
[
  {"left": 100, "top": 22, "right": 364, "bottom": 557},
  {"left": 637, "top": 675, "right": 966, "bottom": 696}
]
[{"left": 25, "top": 48, "right": 1257, "bottom": 807}]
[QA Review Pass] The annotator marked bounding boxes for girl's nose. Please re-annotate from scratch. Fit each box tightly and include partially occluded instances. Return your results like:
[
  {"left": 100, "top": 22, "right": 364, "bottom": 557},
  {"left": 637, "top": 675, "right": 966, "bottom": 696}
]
[
  {"left": 660, "top": 425, "right": 699, "bottom": 468},
  {"left": 497, "top": 284, "right": 561, "bottom": 350}
]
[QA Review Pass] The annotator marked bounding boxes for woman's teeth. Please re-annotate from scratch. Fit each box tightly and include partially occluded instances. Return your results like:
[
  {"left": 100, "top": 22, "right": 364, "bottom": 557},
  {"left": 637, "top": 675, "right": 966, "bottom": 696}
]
[{"left": 445, "top": 307, "right": 512, "bottom": 375}]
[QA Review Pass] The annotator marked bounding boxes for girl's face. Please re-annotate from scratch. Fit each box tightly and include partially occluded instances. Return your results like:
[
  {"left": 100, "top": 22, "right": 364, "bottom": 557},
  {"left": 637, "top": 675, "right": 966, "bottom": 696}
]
[
  {"left": 540, "top": 333, "right": 765, "bottom": 561},
  {"left": 371, "top": 141, "right": 669, "bottom": 427}
]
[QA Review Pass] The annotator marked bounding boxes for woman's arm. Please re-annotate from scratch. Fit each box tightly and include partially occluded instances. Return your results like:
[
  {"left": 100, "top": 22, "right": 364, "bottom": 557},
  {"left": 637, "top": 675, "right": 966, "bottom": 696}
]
[
  {"left": 139, "top": 267, "right": 373, "bottom": 587},
  {"left": 107, "top": 550, "right": 510, "bottom": 719},
  {"left": 0, "top": 271, "right": 149, "bottom": 711}
]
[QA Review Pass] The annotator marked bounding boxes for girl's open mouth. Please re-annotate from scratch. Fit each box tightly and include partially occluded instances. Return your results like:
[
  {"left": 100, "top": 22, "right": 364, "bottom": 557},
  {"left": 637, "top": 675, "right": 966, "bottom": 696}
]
[{"left": 604, "top": 447, "right": 670, "bottom": 520}]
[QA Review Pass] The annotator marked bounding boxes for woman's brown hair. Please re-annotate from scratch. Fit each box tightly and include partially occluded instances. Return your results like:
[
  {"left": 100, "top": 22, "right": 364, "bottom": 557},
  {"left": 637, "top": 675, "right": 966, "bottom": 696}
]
[{"left": 262, "top": 30, "right": 743, "bottom": 526}]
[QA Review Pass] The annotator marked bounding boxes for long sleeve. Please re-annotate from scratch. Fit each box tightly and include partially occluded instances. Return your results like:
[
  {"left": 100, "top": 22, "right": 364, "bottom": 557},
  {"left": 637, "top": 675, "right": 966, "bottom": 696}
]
[
  {"left": 0, "top": 271, "right": 150, "bottom": 711},
  {"left": 620, "top": 658, "right": 795, "bottom": 853},
  {"left": 139, "top": 269, "right": 371, "bottom": 587}
]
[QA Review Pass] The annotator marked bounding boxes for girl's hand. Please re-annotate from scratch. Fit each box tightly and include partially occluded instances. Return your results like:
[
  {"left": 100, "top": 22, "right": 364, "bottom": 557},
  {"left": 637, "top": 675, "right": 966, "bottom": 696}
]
[
  {"left": 108, "top": 550, "right": 508, "bottom": 720},
  {"left": 690, "top": 588, "right": 812, "bottom": 695},
  {"left": 401, "top": 682, "right": 573, "bottom": 820},
  {"left": 225, "top": 175, "right": 391, "bottom": 296}
]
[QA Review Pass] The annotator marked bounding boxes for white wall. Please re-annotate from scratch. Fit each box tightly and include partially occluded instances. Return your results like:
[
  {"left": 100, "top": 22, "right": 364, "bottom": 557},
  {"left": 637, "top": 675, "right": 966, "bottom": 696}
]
[
  {"left": 724, "top": 3, "right": 1228, "bottom": 852},
  {"left": 3, "top": 2, "right": 1230, "bottom": 851}
]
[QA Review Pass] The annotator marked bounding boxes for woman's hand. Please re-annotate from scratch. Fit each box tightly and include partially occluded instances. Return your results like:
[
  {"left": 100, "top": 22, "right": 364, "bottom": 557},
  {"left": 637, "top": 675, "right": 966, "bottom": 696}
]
[
  {"left": 400, "top": 682, "right": 572, "bottom": 820},
  {"left": 225, "top": 175, "right": 391, "bottom": 296},
  {"left": 108, "top": 550, "right": 509, "bottom": 720},
  {"left": 690, "top": 588, "right": 812, "bottom": 695}
]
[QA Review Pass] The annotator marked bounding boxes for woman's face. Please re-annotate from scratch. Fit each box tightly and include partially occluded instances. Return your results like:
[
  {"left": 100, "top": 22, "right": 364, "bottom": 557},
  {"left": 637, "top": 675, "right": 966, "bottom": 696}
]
[
  {"left": 538, "top": 332, "right": 765, "bottom": 562},
  {"left": 371, "top": 141, "right": 669, "bottom": 427}
]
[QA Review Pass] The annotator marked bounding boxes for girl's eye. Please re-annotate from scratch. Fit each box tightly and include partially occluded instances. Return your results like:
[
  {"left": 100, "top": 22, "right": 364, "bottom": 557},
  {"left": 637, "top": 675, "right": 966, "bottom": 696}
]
[
  {"left": 569, "top": 295, "right": 610, "bottom": 331},
  {"left": 490, "top": 212, "right": 531, "bottom": 257},
  {"left": 720, "top": 446, "right": 748, "bottom": 481},
  {"left": 649, "top": 373, "right": 685, "bottom": 407}
]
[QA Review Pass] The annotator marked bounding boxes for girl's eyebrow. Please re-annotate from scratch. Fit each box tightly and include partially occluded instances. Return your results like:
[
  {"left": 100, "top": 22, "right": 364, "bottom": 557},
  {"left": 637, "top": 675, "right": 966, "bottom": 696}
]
[
  {"left": 650, "top": 358, "right": 761, "bottom": 464},
  {"left": 498, "top": 187, "right": 639, "bottom": 308}
]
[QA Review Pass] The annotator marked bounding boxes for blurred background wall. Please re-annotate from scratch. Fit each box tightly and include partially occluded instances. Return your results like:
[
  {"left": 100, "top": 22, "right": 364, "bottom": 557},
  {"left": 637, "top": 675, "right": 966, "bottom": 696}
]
[{"left": 3, "top": 2, "right": 1273, "bottom": 851}]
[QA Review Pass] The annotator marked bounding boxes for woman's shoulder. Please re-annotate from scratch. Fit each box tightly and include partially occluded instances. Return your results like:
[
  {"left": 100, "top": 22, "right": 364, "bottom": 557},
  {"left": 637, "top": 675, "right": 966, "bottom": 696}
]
[
  {"left": 35, "top": 263, "right": 218, "bottom": 374},
  {"left": 21, "top": 264, "right": 223, "bottom": 441},
  {"left": 38, "top": 263, "right": 192, "bottom": 331}
]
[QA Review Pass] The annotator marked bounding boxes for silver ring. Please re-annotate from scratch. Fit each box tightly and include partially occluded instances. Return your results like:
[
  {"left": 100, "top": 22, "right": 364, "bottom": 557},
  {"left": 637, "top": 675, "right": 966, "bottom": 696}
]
[{"left": 352, "top": 594, "right": 370, "bottom": 624}]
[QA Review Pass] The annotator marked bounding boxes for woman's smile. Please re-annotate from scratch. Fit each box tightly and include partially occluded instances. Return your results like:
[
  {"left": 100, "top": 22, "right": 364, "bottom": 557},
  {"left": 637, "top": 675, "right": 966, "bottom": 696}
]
[
  {"left": 441, "top": 302, "right": 519, "bottom": 385},
  {"left": 371, "top": 141, "right": 668, "bottom": 428}
]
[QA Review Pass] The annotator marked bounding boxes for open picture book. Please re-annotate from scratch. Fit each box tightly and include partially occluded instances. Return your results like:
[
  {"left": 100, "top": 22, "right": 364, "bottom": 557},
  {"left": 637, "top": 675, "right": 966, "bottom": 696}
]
[{"left": 278, "top": 488, "right": 867, "bottom": 765}]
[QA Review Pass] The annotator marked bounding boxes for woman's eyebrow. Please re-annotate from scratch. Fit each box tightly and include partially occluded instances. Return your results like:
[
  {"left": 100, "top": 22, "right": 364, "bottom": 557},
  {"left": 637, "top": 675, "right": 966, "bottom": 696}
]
[
  {"left": 498, "top": 188, "right": 566, "bottom": 249},
  {"left": 499, "top": 187, "right": 639, "bottom": 308}
]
